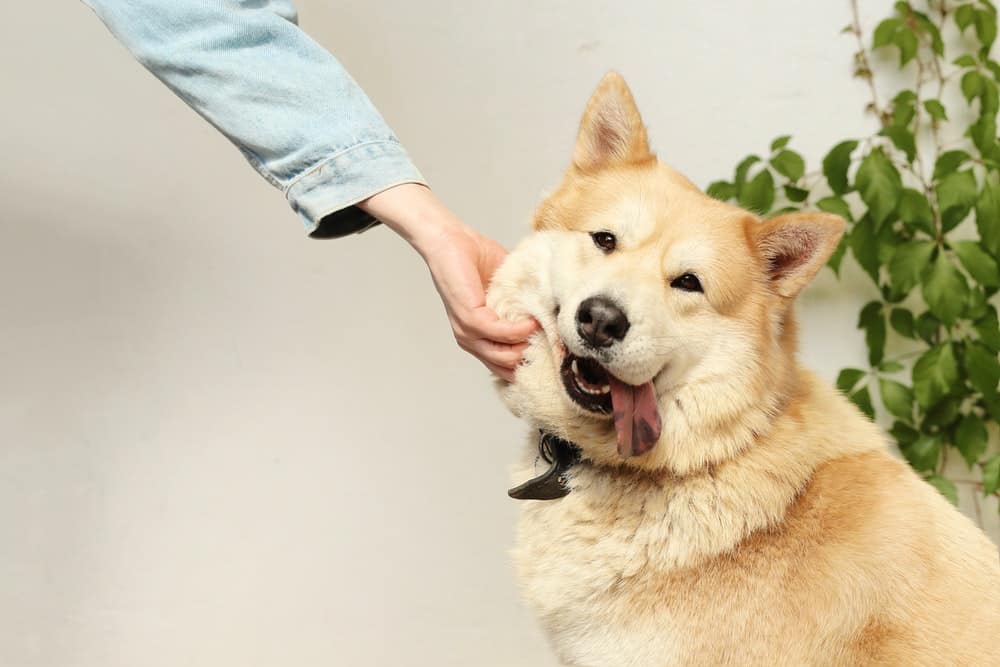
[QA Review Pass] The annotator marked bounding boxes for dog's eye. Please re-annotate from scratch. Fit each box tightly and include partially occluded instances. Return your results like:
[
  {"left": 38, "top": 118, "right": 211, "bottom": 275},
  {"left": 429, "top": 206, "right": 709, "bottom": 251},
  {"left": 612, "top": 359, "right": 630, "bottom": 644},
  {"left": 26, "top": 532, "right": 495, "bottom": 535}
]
[
  {"left": 590, "top": 231, "right": 617, "bottom": 252},
  {"left": 671, "top": 273, "right": 703, "bottom": 293}
]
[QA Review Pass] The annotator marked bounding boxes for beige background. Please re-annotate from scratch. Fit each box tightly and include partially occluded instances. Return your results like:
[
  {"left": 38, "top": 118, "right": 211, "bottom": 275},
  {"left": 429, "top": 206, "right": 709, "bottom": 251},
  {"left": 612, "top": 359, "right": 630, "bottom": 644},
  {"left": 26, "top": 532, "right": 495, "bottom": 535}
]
[{"left": 1, "top": 1, "right": 995, "bottom": 666}]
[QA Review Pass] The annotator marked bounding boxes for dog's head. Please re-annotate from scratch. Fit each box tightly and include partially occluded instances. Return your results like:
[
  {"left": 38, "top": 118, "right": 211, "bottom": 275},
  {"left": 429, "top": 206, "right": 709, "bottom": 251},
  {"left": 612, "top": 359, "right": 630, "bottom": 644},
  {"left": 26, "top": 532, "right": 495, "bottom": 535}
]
[{"left": 487, "top": 73, "right": 844, "bottom": 474}]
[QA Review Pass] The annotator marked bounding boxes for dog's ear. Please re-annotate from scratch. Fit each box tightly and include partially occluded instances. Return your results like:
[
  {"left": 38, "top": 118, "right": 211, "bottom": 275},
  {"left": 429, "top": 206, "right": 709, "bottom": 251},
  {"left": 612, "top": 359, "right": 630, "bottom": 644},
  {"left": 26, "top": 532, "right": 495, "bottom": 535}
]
[
  {"left": 752, "top": 212, "right": 846, "bottom": 298},
  {"left": 573, "top": 72, "right": 652, "bottom": 171}
]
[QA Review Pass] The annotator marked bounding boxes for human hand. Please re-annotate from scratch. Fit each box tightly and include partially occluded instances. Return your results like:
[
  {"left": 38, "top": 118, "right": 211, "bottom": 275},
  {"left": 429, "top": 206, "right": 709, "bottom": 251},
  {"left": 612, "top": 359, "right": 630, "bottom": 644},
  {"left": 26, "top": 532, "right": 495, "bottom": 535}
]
[
  {"left": 358, "top": 184, "right": 538, "bottom": 381},
  {"left": 418, "top": 222, "right": 538, "bottom": 381}
]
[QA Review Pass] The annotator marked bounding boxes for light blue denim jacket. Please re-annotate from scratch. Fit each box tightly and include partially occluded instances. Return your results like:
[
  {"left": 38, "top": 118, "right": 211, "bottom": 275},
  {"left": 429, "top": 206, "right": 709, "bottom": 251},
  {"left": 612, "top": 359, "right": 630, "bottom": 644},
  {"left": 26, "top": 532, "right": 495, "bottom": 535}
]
[{"left": 82, "top": 0, "right": 425, "bottom": 238}]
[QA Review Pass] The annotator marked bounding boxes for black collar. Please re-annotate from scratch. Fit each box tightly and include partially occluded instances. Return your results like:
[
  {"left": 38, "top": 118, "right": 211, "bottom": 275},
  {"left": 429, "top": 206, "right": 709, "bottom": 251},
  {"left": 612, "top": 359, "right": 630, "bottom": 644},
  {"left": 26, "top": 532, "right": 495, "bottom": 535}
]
[{"left": 508, "top": 431, "right": 582, "bottom": 501}]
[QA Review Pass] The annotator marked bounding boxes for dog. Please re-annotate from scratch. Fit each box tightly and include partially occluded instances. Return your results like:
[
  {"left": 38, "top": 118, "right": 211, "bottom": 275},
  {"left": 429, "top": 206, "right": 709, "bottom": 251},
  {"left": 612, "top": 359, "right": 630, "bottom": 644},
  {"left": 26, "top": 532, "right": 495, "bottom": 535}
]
[{"left": 486, "top": 73, "right": 1000, "bottom": 666}]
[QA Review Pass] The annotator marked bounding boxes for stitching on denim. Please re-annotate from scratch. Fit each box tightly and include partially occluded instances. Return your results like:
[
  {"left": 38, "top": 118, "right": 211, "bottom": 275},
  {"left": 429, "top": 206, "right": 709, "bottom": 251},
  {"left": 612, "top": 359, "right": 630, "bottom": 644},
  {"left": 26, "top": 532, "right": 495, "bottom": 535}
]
[
  {"left": 307, "top": 177, "right": 426, "bottom": 233},
  {"left": 239, "top": 148, "right": 282, "bottom": 188},
  {"left": 283, "top": 139, "right": 404, "bottom": 195}
]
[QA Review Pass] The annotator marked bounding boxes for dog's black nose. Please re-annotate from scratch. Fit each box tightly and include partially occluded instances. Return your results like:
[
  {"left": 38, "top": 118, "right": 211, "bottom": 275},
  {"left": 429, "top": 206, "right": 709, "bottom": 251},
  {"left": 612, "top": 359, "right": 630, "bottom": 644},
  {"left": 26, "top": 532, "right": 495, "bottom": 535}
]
[{"left": 576, "top": 296, "right": 630, "bottom": 348}]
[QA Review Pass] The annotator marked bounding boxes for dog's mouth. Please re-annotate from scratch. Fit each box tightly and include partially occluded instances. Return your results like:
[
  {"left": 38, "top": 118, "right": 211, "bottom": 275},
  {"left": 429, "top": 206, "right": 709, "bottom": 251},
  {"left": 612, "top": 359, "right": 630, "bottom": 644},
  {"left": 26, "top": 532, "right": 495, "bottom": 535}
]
[
  {"left": 560, "top": 353, "right": 613, "bottom": 413},
  {"left": 560, "top": 352, "right": 662, "bottom": 457}
]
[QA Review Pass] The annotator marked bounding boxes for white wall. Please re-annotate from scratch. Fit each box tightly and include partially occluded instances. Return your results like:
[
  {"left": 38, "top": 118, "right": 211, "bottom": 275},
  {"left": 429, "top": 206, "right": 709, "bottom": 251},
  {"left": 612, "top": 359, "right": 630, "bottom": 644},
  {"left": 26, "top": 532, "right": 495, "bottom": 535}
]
[{"left": 0, "top": 2, "right": 994, "bottom": 666}]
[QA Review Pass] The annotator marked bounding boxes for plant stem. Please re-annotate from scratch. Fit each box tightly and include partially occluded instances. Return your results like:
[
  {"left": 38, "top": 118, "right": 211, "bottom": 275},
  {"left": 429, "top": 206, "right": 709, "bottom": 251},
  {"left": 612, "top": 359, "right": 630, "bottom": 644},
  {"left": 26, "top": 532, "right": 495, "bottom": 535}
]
[{"left": 850, "top": 0, "right": 885, "bottom": 122}]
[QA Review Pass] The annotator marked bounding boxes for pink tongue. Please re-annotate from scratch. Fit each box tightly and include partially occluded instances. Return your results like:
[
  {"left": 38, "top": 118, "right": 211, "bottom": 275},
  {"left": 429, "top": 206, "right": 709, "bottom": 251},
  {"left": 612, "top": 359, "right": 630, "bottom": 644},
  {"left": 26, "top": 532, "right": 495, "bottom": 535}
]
[{"left": 608, "top": 376, "right": 662, "bottom": 457}]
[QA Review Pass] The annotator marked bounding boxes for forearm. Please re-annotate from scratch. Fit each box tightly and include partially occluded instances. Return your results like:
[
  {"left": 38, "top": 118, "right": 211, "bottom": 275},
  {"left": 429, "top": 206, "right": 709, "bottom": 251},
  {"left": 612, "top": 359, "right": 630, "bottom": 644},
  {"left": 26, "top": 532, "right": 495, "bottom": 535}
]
[
  {"left": 358, "top": 184, "right": 465, "bottom": 258},
  {"left": 82, "top": 0, "right": 424, "bottom": 236}
]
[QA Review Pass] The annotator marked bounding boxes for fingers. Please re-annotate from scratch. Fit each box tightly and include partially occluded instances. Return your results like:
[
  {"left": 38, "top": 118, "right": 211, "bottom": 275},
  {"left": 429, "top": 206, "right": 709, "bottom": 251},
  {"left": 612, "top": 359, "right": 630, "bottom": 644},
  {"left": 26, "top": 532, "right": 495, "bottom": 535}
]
[
  {"left": 482, "top": 360, "right": 515, "bottom": 383},
  {"left": 475, "top": 340, "right": 529, "bottom": 370},
  {"left": 453, "top": 327, "right": 530, "bottom": 381},
  {"left": 464, "top": 306, "right": 540, "bottom": 344}
]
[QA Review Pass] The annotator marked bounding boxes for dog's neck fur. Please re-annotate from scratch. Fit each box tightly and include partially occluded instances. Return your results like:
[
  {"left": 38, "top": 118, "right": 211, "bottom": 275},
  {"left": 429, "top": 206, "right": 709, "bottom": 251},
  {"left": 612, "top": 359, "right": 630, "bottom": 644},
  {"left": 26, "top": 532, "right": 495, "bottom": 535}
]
[{"left": 561, "top": 366, "right": 881, "bottom": 572}]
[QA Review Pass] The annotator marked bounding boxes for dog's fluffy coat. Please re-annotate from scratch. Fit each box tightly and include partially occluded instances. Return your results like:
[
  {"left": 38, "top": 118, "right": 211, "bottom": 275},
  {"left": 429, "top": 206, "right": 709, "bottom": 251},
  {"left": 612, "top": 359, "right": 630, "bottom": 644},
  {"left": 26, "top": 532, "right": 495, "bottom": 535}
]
[{"left": 486, "top": 73, "right": 1000, "bottom": 666}]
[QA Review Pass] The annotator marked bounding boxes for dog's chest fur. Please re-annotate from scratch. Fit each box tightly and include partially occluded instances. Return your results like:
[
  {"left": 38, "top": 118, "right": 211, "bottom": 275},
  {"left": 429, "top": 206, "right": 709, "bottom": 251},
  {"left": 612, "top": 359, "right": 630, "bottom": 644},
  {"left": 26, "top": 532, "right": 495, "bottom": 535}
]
[
  {"left": 510, "top": 437, "right": 1000, "bottom": 667},
  {"left": 511, "top": 464, "right": 832, "bottom": 666}
]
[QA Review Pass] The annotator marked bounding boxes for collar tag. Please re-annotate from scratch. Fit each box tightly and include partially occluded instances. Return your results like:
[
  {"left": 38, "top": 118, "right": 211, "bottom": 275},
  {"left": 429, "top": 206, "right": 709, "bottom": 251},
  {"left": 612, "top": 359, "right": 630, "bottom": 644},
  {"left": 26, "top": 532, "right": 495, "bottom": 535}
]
[{"left": 508, "top": 431, "right": 581, "bottom": 501}]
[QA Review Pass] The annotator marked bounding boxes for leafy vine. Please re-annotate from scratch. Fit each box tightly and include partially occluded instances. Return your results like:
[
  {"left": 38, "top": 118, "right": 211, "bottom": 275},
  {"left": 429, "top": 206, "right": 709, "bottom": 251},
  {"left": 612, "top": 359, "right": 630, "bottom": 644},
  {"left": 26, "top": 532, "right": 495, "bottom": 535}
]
[{"left": 708, "top": 0, "right": 1000, "bottom": 507}]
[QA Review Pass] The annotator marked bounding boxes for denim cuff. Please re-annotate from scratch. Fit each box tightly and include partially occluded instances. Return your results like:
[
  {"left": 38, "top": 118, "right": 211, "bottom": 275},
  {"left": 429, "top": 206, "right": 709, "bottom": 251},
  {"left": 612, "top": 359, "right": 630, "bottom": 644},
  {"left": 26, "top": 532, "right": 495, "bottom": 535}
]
[{"left": 285, "top": 140, "right": 426, "bottom": 238}]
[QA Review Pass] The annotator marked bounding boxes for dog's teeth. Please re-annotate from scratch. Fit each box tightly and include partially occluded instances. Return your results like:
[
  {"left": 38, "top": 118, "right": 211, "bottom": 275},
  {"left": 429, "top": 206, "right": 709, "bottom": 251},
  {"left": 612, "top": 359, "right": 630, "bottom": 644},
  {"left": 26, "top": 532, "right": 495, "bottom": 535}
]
[{"left": 600, "top": 385, "right": 610, "bottom": 394}]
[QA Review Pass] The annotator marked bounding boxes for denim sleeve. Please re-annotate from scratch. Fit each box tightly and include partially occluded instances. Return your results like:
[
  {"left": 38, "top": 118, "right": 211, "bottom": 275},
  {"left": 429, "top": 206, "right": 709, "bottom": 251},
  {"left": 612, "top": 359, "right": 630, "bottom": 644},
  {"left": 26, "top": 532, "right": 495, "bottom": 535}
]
[{"left": 81, "top": 0, "right": 426, "bottom": 238}]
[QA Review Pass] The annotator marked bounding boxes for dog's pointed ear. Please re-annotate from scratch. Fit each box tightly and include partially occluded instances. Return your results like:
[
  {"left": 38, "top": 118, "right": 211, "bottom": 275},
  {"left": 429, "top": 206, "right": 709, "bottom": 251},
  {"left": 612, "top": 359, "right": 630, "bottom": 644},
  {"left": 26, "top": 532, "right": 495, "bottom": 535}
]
[
  {"left": 572, "top": 72, "right": 652, "bottom": 171},
  {"left": 752, "top": 212, "right": 846, "bottom": 298}
]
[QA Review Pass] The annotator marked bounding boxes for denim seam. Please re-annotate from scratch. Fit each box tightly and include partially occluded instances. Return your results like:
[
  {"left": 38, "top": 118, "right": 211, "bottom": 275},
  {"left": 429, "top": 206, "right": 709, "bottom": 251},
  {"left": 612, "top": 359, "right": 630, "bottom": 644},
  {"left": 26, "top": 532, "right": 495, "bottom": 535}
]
[
  {"left": 310, "top": 177, "right": 424, "bottom": 232},
  {"left": 283, "top": 139, "right": 404, "bottom": 195}
]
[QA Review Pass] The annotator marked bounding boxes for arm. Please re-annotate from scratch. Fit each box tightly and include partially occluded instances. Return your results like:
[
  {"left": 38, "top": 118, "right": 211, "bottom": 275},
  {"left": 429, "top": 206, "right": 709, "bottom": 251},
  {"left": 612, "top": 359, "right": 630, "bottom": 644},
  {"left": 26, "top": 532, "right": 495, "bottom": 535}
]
[
  {"left": 81, "top": 0, "right": 537, "bottom": 376},
  {"left": 82, "top": 0, "right": 422, "bottom": 237},
  {"left": 359, "top": 184, "right": 537, "bottom": 381}
]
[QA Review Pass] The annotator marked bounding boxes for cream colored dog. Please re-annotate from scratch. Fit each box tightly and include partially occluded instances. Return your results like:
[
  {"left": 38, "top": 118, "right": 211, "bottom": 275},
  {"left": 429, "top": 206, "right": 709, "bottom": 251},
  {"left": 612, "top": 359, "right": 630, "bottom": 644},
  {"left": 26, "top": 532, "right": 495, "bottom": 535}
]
[{"left": 486, "top": 73, "right": 1000, "bottom": 666}]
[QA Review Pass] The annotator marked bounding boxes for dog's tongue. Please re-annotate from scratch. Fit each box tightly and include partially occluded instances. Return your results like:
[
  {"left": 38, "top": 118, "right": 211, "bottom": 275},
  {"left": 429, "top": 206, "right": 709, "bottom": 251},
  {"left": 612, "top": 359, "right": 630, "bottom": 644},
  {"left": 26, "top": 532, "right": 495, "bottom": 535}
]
[{"left": 609, "top": 376, "right": 661, "bottom": 457}]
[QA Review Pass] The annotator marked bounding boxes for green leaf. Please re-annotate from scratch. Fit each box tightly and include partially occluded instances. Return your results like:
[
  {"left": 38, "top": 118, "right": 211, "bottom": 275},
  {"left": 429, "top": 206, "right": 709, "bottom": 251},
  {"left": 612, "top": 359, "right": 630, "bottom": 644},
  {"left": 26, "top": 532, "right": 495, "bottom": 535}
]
[
  {"left": 925, "top": 475, "right": 959, "bottom": 505},
  {"left": 964, "top": 341, "right": 1000, "bottom": 395},
  {"left": 923, "top": 99, "right": 948, "bottom": 121},
  {"left": 924, "top": 395, "right": 961, "bottom": 428},
  {"left": 952, "top": 240, "right": 1000, "bottom": 287},
  {"left": 933, "top": 150, "right": 971, "bottom": 182},
  {"left": 911, "top": 9, "right": 945, "bottom": 56},
  {"left": 771, "top": 150, "right": 805, "bottom": 181},
  {"left": 858, "top": 301, "right": 886, "bottom": 366},
  {"left": 982, "top": 394, "right": 1000, "bottom": 422},
  {"left": 955, "top": 4, "right": 976, "bottom": 32},
  {"left": 921, "top": 253, "right": 969, "bottom": 325},
  {"left": 969, "top": 112, "right": 997, "bottom": 156},
  {"left": 822, "top": 140, "right": 858, "bottom": 195},
  {"left": 856, "top": 149, "right": 902, "bottom": 227},
  {"left": 890, "top": 308, "right": 916, "bottom": 338},
  {"left": 975, "top": 7, "right": 998, "bottom": 52},
  {"left": 895, "top": 29, "right": 919, "bottom": 66},
  {"left": 850, "top": 215, "right": 881, "bottom": 285},
  {"left": 955, "top": 414, "right": 989, "bottom": 468},
  {"left": 873, "top": 18, "right": 902, "bottom": 48},
  {"left": 891, "top": 420, "right": 920, "bottom": 446},
  {"left": 739, "top": 168, "right": 775, "bottom": 214},
  {"left": 902, "top": 433, "right": 942, "bottom": 472},
  {"left": 897, "top": 188, "right": 935, "bottom": 236},
  {"left": 783, "top": 185, "right": 809, "bottom": 203},
  {"left": 987, "top": 59, "right": 1000, "bottom": 82},
  {"left": 879, "top": 126, "right": 917, "bottom": 162},
  {"left": 984, "top": 394, "right": 1000, "bottom": 423},
  {"left": 734, "top": 155, "right": 761, "bottom": 187},
  {"left": 961, "top": 70, "right": 985, "bottom": 103},
  {"left": 850, "top": 385, "right": 875, "bottom": 420},
  {"left": 913, "top": 343, "right": 959, "bottom": 409},
  {"left": 828, "top": 235, "right": 848, "bottom": 275},
  {"left": 706, "top": 180, "right": 737, "bottom": 201},
  {"left": 977, "top": 177, "right": 1000, "bottom": 258},
  {"left": 890, "top": 90, "right": 917, "bottom": 127},
  {"left": 879, "top": 378, "right": 914, "bottom": 420},
  {"left": 879, "top": 360, "right": 904, "bottom": 373},
  {"left": 983, "top": 454, "right": 1000, "bottom": 496},
  {"left": 936, "top": 170, "right": 977, "bottom": 231},
  {"left": 979, "top": 77, "right": 999, "bottom": 115},
  {"left": 953, "top": 54, "right": 978, "bottom": 67},
  {"left": 974, "top": 307, "right": 1000, "bottom": 352},
  {"left": 966, "top": 288, "right": 989, "bottom": 320},
  {"left": 837, "top": 368, "right": 867, "bottom": 394},
  {"left": 889, "top": 240, "right": 935, "bottom": 295},
  {"left": 915, "top": 311, "right": 942, "bottom": 344},
  {"left": 770, "top": 135, "right": 792, "bottom": 152},
  {"left": 816, "top": 195, "right": 852, "bottom": 221}
]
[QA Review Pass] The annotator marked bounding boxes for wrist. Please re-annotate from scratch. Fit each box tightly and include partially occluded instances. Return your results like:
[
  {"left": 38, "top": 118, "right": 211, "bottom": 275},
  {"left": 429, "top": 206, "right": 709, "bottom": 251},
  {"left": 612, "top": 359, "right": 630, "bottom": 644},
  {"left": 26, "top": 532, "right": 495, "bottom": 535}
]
[{"left": 357, "top": 183, "right": 465, "bottom": 257}]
